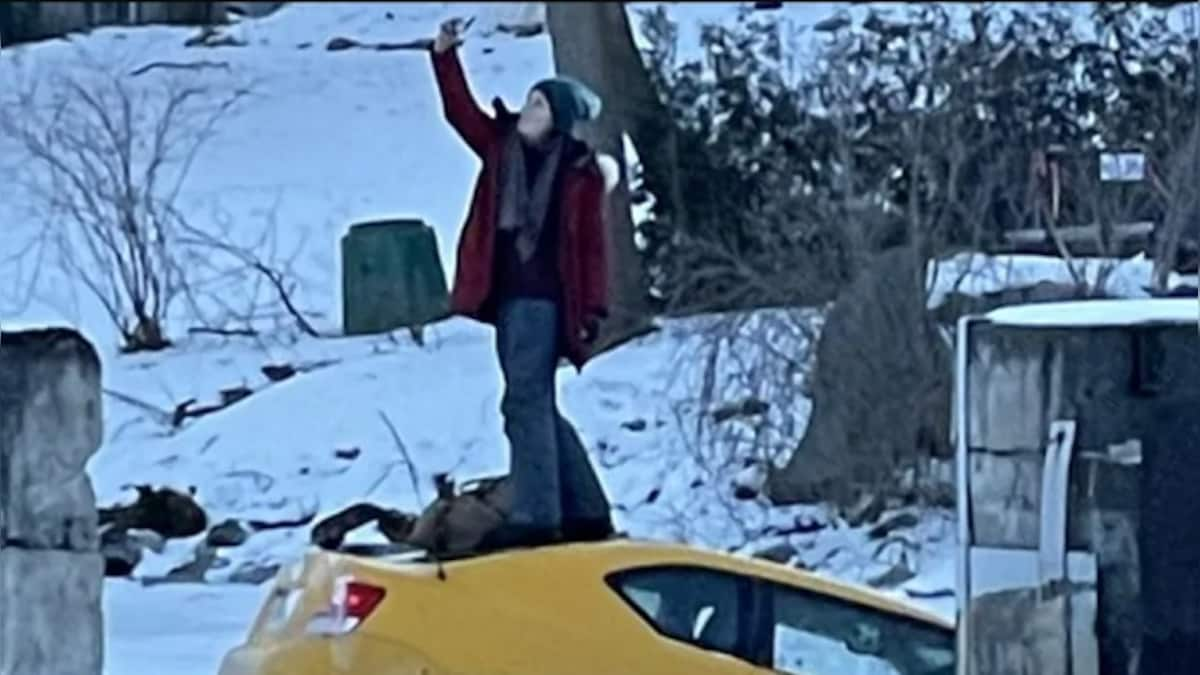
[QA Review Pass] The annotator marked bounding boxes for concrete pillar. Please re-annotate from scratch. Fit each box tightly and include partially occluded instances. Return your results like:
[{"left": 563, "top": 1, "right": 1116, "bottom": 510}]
[{"left": 0, "top": 328, "right": 104, "bottom": 675}]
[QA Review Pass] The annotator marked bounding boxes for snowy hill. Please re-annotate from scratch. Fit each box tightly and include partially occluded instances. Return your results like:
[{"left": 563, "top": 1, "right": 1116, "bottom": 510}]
[
  {"left": 0, "top": 4, "right": 957, "bottom": 672},
  {"left": 2, "top": 3, "right": 1192, "bottom": 673},
  {"left": 0, "top": 0, "right": 842, "bottom": 556}
]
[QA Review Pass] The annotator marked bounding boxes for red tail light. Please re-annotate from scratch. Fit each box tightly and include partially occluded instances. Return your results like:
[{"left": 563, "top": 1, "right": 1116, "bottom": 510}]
[
  {"left": 344, "top": 581, "right": 386, "bottom": 619},
  {"left": 306, "top": 575, "right": 386, "bottom": 636}
]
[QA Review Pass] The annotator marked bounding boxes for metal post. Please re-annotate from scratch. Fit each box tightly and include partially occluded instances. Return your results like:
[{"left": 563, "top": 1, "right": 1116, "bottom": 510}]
[{"left": 953, "top": 314, "right": 973, "bottom": 675}]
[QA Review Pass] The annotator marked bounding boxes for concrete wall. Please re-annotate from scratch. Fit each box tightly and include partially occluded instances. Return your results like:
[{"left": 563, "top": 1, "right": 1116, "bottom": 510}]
[
  {"left": 961, "top": 321, "right": 1200, "bottom": 675},
  {"left": 0, "top": 2, "right": 90, "bottom": 43},
  {"left": 0, "top": 329, "right": 104, "bottom": 675},
  {"left": 1, "top": 1, "right": 225, "bottom": 46}
]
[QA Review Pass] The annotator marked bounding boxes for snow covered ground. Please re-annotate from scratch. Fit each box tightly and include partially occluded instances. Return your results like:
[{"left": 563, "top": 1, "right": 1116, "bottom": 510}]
[
  {"left": 104, "top": 581, "right": 267, "bottom": 675},
  {"left": 2, "top": 2, "right": 1192, "bottom": 673},
  {"left": 0, "top": 4, "right": 954, "bottom": 672}
]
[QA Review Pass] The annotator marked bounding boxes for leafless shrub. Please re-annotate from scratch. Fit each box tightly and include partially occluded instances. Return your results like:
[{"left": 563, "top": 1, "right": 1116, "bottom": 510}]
[
  {"left": 176, "top": 196, "right": 323, "bottom": 340},
  {"left": 0, "top": 56, "right": 251, "bottom": 351},
  {"left": 666, "top": 308, "right": 822, "bottom": 486}
]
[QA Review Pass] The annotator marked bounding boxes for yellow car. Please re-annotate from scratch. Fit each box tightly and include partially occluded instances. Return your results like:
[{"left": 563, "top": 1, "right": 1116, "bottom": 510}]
[{"left": 218, "top": 539, "right": 955, "bottom": 675}]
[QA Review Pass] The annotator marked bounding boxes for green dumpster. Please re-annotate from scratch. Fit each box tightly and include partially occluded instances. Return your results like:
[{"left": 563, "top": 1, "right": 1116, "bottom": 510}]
[{"left": 341, "top": 218, "right": 450, "bottom": 336}]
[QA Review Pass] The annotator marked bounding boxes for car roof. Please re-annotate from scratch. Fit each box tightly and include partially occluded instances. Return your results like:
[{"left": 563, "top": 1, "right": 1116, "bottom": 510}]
[{"left": 373, "top": 537, "right": 952, "bottom": 631}]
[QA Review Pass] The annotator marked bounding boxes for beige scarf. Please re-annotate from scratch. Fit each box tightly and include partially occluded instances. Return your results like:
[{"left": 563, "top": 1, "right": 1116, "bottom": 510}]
[{"left": 496, "top": 129, "right": 564, "bottom": 263}]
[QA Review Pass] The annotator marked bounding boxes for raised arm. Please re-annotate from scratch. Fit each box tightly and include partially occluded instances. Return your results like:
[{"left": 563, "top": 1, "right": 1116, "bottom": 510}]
[{"left": 430, "top": 26, "right": 495, "bottom": 158}]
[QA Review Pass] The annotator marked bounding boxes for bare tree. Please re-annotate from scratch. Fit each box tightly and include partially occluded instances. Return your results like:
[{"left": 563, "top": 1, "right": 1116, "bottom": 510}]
[
  {"left": 1020, "top": 147, "right": 1156, "bottom": 294},
  {"left": 634, "top": 2, "right": 1192, "bottom": 509},
  {"left": 0, "top": 59, "right": 249, "bottom": 351},
  {"left": 1151, "top": 123, "right": 1200, "bottom": 290},
  {"left": 545, "top": 2, "right": 661, "bottom": 355},
  {"left": 768, "top": 5, "right": 1026, "bottom": 506},
  {"left": 1101, "top": 1, "right": 1200, "bottom": 291}
]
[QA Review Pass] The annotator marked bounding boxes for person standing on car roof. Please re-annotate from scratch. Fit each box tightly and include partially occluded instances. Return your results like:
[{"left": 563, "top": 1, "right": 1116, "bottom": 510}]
[{"left": 429, "top": 17, "right": 619, "bottom": 550}]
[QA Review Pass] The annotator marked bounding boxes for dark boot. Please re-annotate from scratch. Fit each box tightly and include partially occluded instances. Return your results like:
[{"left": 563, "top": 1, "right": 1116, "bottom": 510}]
[
  {"left": 562, "top": 517, "right": 613, "bottom": 543},
  {"left": 555, "top": 412, "right": 614, "bottom": 541}
]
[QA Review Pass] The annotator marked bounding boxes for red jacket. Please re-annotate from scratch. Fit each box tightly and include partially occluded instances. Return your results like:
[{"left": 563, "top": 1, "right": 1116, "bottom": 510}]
[{"left": 431, "top": 47, "right": 611, "bottom": 370}]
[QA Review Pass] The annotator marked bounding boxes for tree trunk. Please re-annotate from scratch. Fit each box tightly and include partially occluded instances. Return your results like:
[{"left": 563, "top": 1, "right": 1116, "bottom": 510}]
[
  {"left": 1153, "top": 125, "right": 1200, "bottom": 290},
  {"left": 546, "top": 1, "right": 670, "bottom": 355},
  {"left": 766, "top": 246, "right": 953, "bottom": 507}
]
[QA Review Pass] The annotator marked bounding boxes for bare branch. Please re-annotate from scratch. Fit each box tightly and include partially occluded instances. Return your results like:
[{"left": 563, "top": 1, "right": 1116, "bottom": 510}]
[
  {"left": 376, "top": 410, "right": 426, "bottom": 506},
  {"left": 129, "top": 60, "right": 231, "bottom": 77},
  {"left": 175, "top": 207, "right": 322, "bottom": 339},
  {"left": 0, "top": 57, "right": 252, "bottom": 351},
  {"left": 101, "top": 387, "right": 174, "bottom": 426},
  {"left": 187, "top": 326, "right": 259, "bottom": 338}
]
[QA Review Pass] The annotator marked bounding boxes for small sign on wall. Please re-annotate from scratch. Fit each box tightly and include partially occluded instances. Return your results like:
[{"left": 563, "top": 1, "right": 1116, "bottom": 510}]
[{"left": 1099, "top": 151, "right": 1146, "bottom": 182}]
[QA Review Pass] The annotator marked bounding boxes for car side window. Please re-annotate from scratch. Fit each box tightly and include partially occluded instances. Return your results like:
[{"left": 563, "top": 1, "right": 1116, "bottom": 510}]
[
  {"left": 608, "top": 565, "right": 745, "bottom": 659},
  {"left": 767, "top": 582, "right": 955, "bottom": 675}
]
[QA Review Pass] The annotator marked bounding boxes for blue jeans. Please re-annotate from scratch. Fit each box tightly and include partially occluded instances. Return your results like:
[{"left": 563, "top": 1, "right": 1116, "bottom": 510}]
[{"left": 495, "top": 298, "right": 612, "bottom": 531}]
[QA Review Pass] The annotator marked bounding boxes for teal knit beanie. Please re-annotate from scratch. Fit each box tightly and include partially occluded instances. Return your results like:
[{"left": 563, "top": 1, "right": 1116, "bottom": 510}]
[{"left": 531, "top": 76, "right": 602, "bottom": 136}]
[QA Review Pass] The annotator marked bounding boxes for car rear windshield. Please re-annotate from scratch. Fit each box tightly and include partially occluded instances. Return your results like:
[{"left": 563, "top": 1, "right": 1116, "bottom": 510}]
[{"left": 769, "top": 582, "right": 955, "bottom": 675}]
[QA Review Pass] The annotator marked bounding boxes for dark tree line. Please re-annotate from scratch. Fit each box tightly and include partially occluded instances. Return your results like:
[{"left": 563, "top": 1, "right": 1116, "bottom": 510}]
[
  {"left": 0, "top": 2, "right": 217, "bottom": 47},
  {"left": 620, "top": 2, "right": 1197, "bottom": 505},
  {"left": 636, "top": 2, "right": 1198, "bottom": 316}
]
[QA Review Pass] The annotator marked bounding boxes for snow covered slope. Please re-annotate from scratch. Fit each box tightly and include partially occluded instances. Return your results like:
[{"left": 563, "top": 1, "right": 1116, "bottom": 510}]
[
  {"left": 20, "top": 2, "right": 1194, "bottom": 672},
  {"left": 0, "top": 0, "right": 951, "bottom": 577}
]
